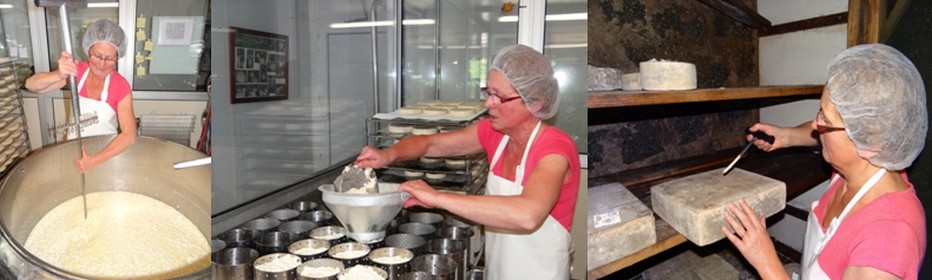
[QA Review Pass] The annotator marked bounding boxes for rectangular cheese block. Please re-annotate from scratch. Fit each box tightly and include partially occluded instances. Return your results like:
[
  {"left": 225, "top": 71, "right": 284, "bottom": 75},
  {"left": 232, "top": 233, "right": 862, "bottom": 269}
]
[
  {"left": 651, "top": 168, "right": 786, "bottom": 246},
  {"left": 588, "top": 183, "right": 656, "bottom": 270}
]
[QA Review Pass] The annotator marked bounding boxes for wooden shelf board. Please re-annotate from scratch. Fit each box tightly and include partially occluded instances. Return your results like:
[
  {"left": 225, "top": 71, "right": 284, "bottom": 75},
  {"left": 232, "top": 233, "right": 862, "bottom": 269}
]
[{"left": 588, "top": 85, "right": 824, "bottom": 108}]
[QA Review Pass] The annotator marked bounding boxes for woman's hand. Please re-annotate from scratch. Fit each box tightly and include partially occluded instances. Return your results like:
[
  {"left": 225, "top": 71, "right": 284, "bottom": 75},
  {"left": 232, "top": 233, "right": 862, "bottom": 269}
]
[
  {"left": 74, "top": 146, "right": 99, "bottom": 173},
  {"left": 56, "top": 51, "right": 77, "bottom": 79},
  {"left": 722, "top": 200, "right": 787, "bottom": 280},
  {"left": 747, "top": 123, "right": 786, "bottom": 152},
  {"left": 354, "top": 146, "right": 392, "bottom": 169},
  {"left": 399, "top": 179, "right": 439, "bottom": 209}
]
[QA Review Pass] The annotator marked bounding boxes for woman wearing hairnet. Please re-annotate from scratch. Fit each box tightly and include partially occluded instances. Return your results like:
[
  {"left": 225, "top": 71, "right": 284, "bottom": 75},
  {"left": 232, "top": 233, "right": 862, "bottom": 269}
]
[
  {"left": 355, "top": 44, "right": 580, "bottom": 279},
  {"left": 724, "top": 44, "right": 926, "bottom": 280},
  {"left": 25, "top": 19, "right": 136, "bottom": 173}
]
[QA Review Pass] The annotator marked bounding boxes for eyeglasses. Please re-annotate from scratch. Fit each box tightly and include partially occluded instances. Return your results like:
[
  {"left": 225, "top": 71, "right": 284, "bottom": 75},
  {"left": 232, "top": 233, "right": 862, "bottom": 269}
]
[
  {"left": 815, "top": 109, "right": 845, "bottom": 134},
  {"left": 480, "top": 87, "right": 522, "bottom": 104},
  {"left": 89, "top": 51, "right": 117, "bottom": 63}
]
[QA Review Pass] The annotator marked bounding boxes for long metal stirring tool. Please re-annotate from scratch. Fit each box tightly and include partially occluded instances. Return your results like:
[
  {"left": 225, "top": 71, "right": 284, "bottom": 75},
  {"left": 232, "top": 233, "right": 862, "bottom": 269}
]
[{"left": 54, "top": 1, "right": 89, "bottom": 218}]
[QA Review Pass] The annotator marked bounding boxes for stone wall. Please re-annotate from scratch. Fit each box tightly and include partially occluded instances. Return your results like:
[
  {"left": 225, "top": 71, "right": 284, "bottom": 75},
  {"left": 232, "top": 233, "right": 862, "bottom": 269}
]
[{"left": 588, "top": 0, "right": 762, "bottom": 178}]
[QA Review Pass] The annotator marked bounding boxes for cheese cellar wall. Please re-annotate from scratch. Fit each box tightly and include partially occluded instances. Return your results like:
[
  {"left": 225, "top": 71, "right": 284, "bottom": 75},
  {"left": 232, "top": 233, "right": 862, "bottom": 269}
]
[{"left": 588, "top": 0, "right": 761, "bottom": 177}]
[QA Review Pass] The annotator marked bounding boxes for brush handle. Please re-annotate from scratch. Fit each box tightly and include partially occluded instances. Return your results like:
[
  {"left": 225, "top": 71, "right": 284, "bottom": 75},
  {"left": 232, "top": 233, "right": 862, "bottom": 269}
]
[{"left": 746, "top": 127, "right": 775, "bottom": 144}]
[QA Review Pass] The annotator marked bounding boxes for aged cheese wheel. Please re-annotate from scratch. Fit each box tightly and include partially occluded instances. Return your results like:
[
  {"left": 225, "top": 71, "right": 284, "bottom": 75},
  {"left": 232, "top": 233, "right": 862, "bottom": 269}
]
[
  {"left": 621, "top": 73, "right": 641, "bottom": 91},
  {"left": 639, "top": 59, "right": 697, "bottom": 91}
]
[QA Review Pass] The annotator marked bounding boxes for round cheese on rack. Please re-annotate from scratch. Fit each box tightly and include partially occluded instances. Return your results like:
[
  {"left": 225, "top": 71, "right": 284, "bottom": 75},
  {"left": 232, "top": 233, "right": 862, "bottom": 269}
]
[
  {"left": 421, "top": 108, "right": 448, "bottom": 116},
  {"left": 445, "top": 158, "right": 466, "bottom": 168},
  {"left": 404, "top": 170, "right": 424, "bottom": 178},
  {"left": 387, "top": 123, "right": 413, "bottom": 134},
  {"left": 411, "top": 125, "right": 437, "bottom": 135},
  {"left": 448, "top": 108, "right": 475, "bottom": 117},
  {"left": 639, "top": 59, "right": 697, "bottom": 91},
  {"left": 397, "top": 107, "right": 423, "bottom": 115},
  {"left": 425, "top": 172, "right": 447, "bottom": 180},
  {"left": 419, "top": 157, "right": 442, "bottom": 164}
]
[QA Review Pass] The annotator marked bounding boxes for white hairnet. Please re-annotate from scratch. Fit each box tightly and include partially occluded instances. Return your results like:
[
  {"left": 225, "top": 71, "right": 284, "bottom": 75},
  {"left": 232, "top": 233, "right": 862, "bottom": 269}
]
[
  {"left": 490, "top": 44, "right": 560, "bottom": 119},
  {"left": 82, "top": 19, "right": 127, "bottom": 58},
  {"left": 826, "top": 44, "right": 927, "bottom": 170}
]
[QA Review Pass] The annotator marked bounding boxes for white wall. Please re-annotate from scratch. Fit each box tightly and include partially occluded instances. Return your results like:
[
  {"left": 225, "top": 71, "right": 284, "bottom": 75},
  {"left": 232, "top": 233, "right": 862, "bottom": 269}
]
[{"left": 757, "top": 0, "right": 847, "bottom": 254}]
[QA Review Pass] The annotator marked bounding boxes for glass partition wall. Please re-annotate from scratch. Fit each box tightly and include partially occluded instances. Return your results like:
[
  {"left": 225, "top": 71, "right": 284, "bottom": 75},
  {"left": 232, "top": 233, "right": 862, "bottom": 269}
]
[{"left": 212, "top": 0, "right": 586, "bottom": 218}]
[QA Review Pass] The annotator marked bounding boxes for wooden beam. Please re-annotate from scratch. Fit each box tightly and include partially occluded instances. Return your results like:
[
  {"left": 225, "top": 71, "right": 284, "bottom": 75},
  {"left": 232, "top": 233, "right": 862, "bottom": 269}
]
[
  {"left": 694, "top": 0, "right": 772, "bottom": 28},
  {"left": 848, "top": 0, "right": 881, "bottom": 47},
  {"left": 758, "top": 12, "right": 848, "bottom": 37},
  {"left": 880, "top": 0, "right": 912, "bottom": 43}
]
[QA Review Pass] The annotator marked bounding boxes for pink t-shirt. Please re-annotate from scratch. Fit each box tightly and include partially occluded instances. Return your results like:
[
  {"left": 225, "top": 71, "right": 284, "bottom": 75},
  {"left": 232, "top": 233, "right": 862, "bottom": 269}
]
[
  {"left": 476, "top": 118, "right": 580, "bottom": 231},
  {"left": 76, "top": 61, "right": 131, "bottom": 112},
  {"left": 813, "top": 172, "right": 926, "bottom": 279}
]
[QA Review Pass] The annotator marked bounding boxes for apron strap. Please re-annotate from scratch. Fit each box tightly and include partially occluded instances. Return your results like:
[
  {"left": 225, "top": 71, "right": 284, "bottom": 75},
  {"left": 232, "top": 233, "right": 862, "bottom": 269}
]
[
  {"left": 515, "top": 121, "right": 542, "bottom": 184},
  {"left": 490, "top": 134, "right": 509, "bottom": 168},
  {"left": 488, "top": 120, "right": 543, "bottom": 184},
  {"left": 837, "top": 168, "right": 887, "bottom": 222},
  {"left": 76, "top": 68, "right": 112, "bottom": 103}
]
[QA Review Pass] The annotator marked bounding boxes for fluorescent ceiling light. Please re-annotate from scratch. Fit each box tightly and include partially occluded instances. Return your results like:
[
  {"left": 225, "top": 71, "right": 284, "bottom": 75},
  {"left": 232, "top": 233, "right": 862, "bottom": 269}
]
[
  {"left": 330, "top": 19, "right": 435, "bottom": 29},
  {"left": 498, "top": 12, "right": 587, "bottom": 23},
  {"left": 88, "top": 2, "right": 119, "bottom": 8},
  {"left": 0, "top": 4, "right": 14, "bottom": 9},
  {"left": 546, "top": 43, "right": 587, "bottom": 49}
]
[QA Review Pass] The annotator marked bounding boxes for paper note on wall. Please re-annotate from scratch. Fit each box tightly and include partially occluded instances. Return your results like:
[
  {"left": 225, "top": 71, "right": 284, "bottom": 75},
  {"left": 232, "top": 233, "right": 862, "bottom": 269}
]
[
  {"left": 136, "top": 17, "right": 146, "bottom": 28},
  {"left": 148, "top": 16, "right": 205, "bottom": 75},
  {"left": 136, "top": 65, "right": 147, "bottom": 76},
  {"left": 144, "top": 40, "right": 154, "bottom": 51},
  {"left": 136, "top": 30, "right": 146, "bottom": 42},
  {"left": 135, "top": 53, "right": 145, "bottom": 64}
]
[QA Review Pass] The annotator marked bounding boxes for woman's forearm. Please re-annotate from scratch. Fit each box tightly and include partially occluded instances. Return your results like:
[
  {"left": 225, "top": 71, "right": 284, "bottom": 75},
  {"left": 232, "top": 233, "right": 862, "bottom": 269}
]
[
  {"left": 25, "top": 70, "right": 68, "bottom": 93},
  {"left": 786, "top": 121, "right": 819, "bottom": 148},
  {"left": 89, "top": 131, "right": 136, "bottom": 167}
]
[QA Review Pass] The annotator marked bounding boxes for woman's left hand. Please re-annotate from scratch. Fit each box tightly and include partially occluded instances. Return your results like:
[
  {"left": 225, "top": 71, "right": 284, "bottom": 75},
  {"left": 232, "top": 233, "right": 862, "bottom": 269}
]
[
  {"left": 722, "top": 200, "right": 782, "bottom": 275},
  {"left": 399, "top": 180, "right": 439, "bottom": 209},
  {"left": 74, "top": 146, "right": 98, "bottom": 173}
]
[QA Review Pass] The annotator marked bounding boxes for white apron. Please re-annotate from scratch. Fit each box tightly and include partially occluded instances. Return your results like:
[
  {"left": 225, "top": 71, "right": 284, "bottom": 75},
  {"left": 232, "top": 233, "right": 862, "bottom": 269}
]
[
  {"left": 801, "top": 168, "right": 886, "bottom": 279},
  {"left": 484, "top": 121, "right": 572, "bottom": 280},
  {"left": 66, "top": 68, "right": 119, "bottom": 139}
]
